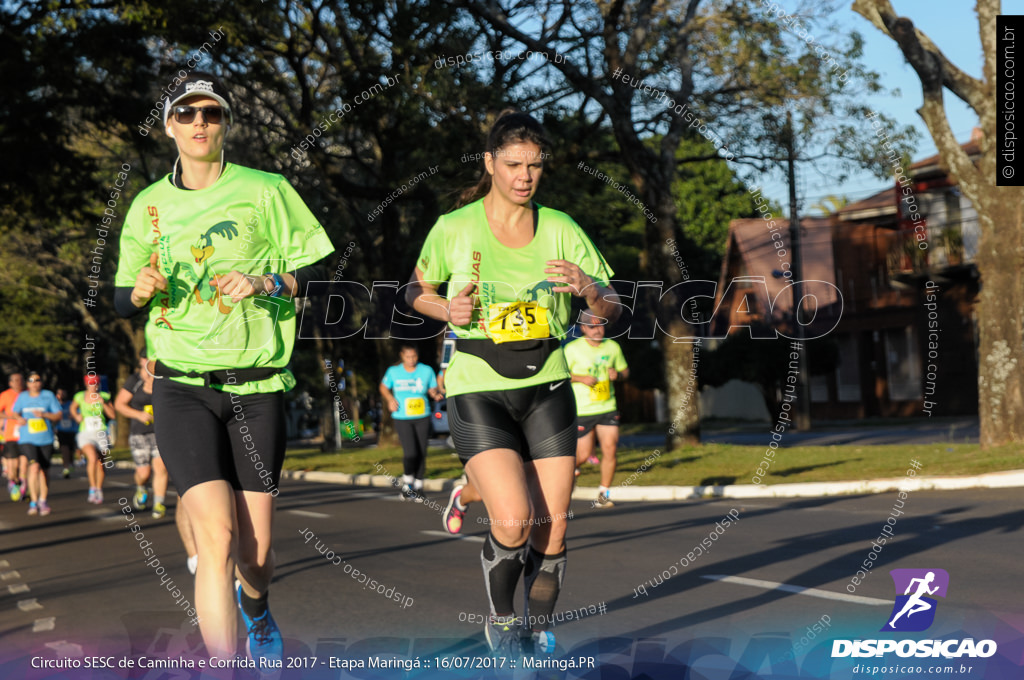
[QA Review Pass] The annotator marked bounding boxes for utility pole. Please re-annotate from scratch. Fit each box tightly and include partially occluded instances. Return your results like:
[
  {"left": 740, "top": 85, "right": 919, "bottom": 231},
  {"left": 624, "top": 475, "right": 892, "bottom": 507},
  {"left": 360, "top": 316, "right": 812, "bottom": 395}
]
[{"left": 785, "top": 110, "right": 811, "bottom": 430}]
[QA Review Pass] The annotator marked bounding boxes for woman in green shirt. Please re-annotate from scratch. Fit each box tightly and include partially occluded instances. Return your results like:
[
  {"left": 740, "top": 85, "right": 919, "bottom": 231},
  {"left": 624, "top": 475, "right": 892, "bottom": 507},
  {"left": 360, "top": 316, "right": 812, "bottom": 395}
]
[
  {"left": 70, "top": 374, "right": 115, "bottom": 504},
  {"left": 407, "top": 111, "right": 620, "bottom": 655},
  {"left": 114, "top": 72, "right": 334, "bottom": 665}
]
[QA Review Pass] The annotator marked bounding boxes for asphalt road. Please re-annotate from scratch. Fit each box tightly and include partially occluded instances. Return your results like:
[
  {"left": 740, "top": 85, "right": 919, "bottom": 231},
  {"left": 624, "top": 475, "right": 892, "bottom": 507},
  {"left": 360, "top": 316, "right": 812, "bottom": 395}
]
[{"left": 1, "top": 467, "right": 1020, "bottom": 679}]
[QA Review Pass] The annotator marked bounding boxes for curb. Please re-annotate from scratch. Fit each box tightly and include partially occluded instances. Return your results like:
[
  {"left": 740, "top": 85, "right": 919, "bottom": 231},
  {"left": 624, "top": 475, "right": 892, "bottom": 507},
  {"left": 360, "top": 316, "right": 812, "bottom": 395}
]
[
  {"left": 115, "top": 461, "right": 1024, "bottom": 500},
  {"left": 277, "top": 467, "right": 1024, "bottom": 500}
]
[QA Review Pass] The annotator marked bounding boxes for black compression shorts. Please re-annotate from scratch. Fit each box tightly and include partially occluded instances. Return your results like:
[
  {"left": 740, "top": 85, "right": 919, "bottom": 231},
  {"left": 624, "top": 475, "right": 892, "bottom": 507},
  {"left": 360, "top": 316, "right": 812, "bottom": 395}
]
[
  {"left": 152, "top": 378, "right": 285, "bottom": 496},
  {"left": 21, "top": 444, "right": 54, "bottom": 470},
  {"left": 1, "top": 441, "right": 20, "bottom": 460},
  {"left": 576, "top": 410, "right": 620, "bottom": 437},
  {"left": 448, "top": 380, "right": 577, "bottom": 464}
]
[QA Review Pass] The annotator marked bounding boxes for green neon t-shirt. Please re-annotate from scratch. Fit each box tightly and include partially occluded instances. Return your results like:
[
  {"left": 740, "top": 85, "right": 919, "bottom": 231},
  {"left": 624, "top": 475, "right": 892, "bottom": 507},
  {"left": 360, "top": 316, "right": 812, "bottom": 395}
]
[
  {"left": 564, "top": 337, "right": 629, "bottom": 416},
  {"left": 73, "top": 390, "right": 111, "bottom": 433},
  {"left": 115, "top": 164, "right": 335, "bottom": 394},
  {"left": 415, "top": 199, "right": 613, "bottom": 396}
]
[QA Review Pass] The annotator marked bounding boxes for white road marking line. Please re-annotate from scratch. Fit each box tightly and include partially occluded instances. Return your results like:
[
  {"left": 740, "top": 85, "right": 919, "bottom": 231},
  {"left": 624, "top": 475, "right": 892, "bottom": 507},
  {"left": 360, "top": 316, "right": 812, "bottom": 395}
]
[
  {"left": 345, "top": 491, "right": 395, "bottom": 500},
  {"left": 8, "top": 583, "right": 30, "bottom": 594},
  {"left": 18, "top": 598, "right": 43, "bottom": 611},
  {"left": 0, "top": 560, "right": 8, "bottom": 568},
  {"left": 45, "top": 641, "right": 84, "bottom": 657},
  {"left": 702, "top": 575, "right": 890, "bottom": 606},
  {"left": 1, "top": 571, "right": 22, "bottom": 581},
  {"left": 288, "top": 510, "right": 330, "bottom": 518},
  {"left": 33, "top": 617, "right": 56, "bottom": 632},
  {"left": 420, "top": 530, "right": 485, "bottom": 543},
  {"left": 108, "top": 481, "right": 131, "bottom": 487}
]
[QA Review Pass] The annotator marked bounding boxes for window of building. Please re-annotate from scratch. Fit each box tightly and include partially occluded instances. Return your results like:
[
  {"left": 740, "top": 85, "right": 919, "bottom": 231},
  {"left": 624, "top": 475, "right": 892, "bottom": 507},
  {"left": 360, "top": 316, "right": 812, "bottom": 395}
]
[{"left": 885, "top": 327, "right": 922, "bottom": 401}]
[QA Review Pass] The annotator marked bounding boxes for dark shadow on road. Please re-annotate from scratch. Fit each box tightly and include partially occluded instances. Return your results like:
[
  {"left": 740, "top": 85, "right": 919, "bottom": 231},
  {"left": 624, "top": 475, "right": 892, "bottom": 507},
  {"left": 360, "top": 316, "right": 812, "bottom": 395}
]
[
  {"left": 594, "top": 498, "right": 1024, "bottom": 638},
  {"left": 770, "top": 459, "right": 861, "bottom": 477},
  {"left": 699, "top": 475, "right": 737, "bottom": 486}
]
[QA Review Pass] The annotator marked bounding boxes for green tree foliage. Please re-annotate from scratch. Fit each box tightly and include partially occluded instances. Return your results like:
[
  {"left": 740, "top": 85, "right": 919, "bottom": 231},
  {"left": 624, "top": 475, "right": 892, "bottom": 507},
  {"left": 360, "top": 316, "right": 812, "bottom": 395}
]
[
  {"left": 0, "top": 3, "right": 153, "bottom": 384},
  {"left": 2, "top": 1, "right": 909, "bottom": 443},
  {"left": 544, "top": 128, "right": 761, "bottom": 390}
]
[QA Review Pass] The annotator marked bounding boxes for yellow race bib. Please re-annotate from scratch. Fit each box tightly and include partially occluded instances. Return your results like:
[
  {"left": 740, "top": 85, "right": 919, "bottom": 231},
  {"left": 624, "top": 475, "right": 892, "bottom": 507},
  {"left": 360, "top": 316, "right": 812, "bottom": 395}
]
[
  {"left": 404, "top": 397, "right": 426, "bottom": 417},
  {"left": 27, "top": 418, "right": 48, "bottom": 434},
  {"left": 487, "top": 302, "right": 549, "bottom": 344},
  {"left": 144, "top": 404, "right": 154, "bottom": 416},
  {"left": 591, "top": 380, "right": 611, "bottom": 402}
]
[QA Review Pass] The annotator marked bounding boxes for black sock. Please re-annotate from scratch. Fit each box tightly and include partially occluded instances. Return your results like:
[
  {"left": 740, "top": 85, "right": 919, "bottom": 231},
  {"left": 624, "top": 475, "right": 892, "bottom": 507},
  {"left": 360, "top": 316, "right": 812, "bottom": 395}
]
[
  {"left": 239, "top": 587, "right": 268, "bottom": 619},
  {"left": 481, "top": 533, "right": 526, "bottom": 618},
  {"left": 523, "top": 547, "right": 567, "bottom": 632}
]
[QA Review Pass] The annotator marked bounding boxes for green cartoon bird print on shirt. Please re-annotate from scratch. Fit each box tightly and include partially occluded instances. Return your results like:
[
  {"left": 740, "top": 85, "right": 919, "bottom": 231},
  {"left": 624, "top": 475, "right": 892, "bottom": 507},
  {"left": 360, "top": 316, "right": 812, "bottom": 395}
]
[
  {"left": 187, "top": 220, "right": 239, "bottom": 314},
  {"left": 190, "top": 220, "right": 238, "bottom": 265}
]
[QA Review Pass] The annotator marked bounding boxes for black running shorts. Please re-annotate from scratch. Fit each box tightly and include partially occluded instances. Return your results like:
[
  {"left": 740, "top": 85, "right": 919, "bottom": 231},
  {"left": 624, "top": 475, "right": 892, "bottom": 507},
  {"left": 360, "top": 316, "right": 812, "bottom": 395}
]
[
  {"left": 576, "top": 410, "right": 620, "bottom": 437},
  {"left": 152, "top": 378, "right": 285, "bottom": 496},
  {"left": 448, "top": 380, "right": 577, "bottom": 463},
  {"left": 1, "top": 441, "right": 20, "bottom": 460},
  {"left": 20, "top": 444, "right": 54, "bottom": 470}
]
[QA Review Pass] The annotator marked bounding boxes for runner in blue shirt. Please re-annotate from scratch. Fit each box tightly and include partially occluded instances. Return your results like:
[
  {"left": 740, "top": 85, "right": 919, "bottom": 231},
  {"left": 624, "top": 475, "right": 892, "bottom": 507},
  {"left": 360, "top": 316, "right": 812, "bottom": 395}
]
[
  {"left": 10, "top": 372, "right": 62, "bottom": 516},
  {"left": 380, "top": 345, "right": 441, "bottom": 501}
]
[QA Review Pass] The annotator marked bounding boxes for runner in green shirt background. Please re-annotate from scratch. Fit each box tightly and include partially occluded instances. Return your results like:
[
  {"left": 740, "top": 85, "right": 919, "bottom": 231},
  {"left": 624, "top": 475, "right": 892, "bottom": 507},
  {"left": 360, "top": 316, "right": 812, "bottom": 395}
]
[
  {"left": 565, "top": 310, "right": 630, "bottom": 507},
  {"left": 70, "top": 375, "right": 115, "bottom": 504}
]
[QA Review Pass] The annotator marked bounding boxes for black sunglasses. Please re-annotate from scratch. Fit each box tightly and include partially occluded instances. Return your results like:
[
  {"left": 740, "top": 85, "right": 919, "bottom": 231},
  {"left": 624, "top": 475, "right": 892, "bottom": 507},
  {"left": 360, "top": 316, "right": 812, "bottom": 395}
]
[{"left": 172, "top": 105, "right": 226, "bottom": 125}]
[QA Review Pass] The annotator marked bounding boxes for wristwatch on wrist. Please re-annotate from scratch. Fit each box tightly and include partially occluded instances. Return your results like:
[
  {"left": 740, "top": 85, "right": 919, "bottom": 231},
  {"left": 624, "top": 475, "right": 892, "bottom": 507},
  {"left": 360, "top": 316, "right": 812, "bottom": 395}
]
[{"left": 264, "top": 273, "right": 285, "bottom": 298}]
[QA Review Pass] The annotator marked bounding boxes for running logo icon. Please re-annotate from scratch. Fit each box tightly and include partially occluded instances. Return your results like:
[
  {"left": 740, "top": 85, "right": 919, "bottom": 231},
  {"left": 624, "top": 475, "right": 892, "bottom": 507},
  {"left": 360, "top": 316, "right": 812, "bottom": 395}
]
[{"left": 882, "top": 568, "right": 949, "bottom": 632}]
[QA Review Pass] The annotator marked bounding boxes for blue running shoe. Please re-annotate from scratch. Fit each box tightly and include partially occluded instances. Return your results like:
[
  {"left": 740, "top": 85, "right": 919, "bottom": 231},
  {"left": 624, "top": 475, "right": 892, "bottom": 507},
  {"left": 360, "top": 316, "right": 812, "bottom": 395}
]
[
  {"left": 485, "top": 615, "right": 524, "bottom": 657},
  {"left": 236, "top": 584, "right": 283, "bottom": 667},
  {"left": 532, "top": 630, "right": 556, "bottom": 654}
]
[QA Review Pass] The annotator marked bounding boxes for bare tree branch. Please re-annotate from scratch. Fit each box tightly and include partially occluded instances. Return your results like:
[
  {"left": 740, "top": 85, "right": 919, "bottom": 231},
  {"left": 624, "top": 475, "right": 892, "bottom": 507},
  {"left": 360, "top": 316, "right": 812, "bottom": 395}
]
[{"left": 851, "top": 0, "right": 986, "bottom": 113}]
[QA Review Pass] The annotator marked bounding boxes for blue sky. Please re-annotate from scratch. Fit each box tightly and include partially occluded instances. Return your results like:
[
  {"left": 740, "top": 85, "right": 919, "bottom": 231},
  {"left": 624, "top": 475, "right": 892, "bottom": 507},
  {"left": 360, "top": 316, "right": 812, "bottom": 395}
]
[{"left": 756, "top": 0, "right": 988, "bottom": 213}]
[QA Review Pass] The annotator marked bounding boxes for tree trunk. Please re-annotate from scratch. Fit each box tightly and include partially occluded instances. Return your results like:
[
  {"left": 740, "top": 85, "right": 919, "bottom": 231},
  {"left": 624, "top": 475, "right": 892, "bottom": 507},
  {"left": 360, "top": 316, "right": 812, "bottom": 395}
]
[
  {"left": 664, "top": 323, "right": 701, "bottom": 447},
  {"left": 649, "top": 189, "right": 700, "bottom": 449},
  {"left": 973, "top": 189, "right": 1024, "bottom": 447},
  {"left": 851, "top": 0, "right": 1024, "bottom": 447},
  {"left": 115, "top": 361, "right": 132, "bottom": 450}
]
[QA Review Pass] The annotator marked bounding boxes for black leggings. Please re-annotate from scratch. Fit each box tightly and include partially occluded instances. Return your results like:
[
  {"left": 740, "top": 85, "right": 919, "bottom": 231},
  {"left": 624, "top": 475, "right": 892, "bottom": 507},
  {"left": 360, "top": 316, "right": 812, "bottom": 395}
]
[
  {"left": 57, "top": 431, "right": 76, "bottom": 467},
  {"left": 394, "top": 417, "right": 430, "bottom": 479}
]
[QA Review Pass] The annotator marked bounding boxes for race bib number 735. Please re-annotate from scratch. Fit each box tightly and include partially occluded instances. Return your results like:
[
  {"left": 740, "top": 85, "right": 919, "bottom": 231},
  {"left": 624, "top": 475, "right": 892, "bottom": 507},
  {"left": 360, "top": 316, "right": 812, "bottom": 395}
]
[{"left": 487, "top": 302, "right": 549, "bottom": 344}]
